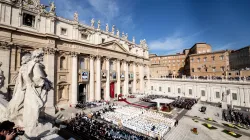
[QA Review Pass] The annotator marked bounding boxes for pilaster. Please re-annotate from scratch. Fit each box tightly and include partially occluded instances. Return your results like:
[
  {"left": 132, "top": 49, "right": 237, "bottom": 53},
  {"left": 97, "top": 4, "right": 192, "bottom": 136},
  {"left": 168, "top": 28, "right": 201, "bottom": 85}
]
[
  {"left": 132, "top": 62, "right": 136, "bottom": 93},
  {"left": 43, "top": 47, "right": 57, "bottom": 114},
  {"left": 95, "top": 55, "right": 101, "bottom": 101},
  {"left": 89, "top": 55, "right": 95, "bottom": 101},
  {"left": 116, "top": 59, "right": 121, "bottom": 97},
  {"left": 105, "top": 57, "right": 110, "bottom": 101},
  {"left": 71, "top": 52, "right": 78, "bottom": 106}
]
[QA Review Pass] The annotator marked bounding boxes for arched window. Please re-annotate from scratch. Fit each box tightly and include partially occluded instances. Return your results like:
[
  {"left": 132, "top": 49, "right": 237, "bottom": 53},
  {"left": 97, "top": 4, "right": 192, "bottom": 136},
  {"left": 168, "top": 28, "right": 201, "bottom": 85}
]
[{"left": 60, "top": 56, "right": 66, "bottom": 69}]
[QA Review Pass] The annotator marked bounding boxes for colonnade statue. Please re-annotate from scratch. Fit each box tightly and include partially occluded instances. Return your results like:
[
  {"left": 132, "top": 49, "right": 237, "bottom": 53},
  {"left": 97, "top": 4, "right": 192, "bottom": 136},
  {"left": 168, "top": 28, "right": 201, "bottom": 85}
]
[{"left": 0, "top": 49, "right": 53, "bottom": 136}]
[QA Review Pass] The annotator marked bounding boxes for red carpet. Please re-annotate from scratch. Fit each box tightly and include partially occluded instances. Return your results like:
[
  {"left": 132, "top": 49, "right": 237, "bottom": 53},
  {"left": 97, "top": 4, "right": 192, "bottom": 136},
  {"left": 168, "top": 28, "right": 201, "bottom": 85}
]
[{"left": 123, "top": 100, "right": 149, "bottom": 108}]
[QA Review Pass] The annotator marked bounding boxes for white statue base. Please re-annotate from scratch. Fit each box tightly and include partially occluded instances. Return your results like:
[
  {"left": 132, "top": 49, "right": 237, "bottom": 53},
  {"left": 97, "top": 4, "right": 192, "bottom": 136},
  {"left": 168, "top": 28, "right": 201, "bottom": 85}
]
[{"left": 222, "top": 101, "right": 227, "bottom": 110}]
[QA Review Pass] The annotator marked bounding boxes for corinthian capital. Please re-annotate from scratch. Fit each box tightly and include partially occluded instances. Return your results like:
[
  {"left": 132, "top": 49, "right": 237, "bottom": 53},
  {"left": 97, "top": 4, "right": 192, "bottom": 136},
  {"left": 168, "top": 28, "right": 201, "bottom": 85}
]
[
  {"left": 89, "top": 54, "right": 95, "bottom": 59},
  {"left": 105, "top": 56, "right": 111, "bottom": 61},
  {"left": 70, "top": 52, "right": 78, "bottom": 57},
  {"left": 96, "top": 55, "right": 102, "bottom": 60},
  {"left": 0, "top": 41, "right": 11, "bottom": 50},
  {"left": 43, "top": 47, "right": 57, "bottom": 55}
]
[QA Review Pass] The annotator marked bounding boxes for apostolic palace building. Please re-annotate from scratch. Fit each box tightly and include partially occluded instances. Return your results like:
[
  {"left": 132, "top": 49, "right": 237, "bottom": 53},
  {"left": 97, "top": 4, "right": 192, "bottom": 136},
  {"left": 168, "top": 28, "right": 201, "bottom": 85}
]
[{"left": 0, "top": 0, "right": 150, "bottom": 111}]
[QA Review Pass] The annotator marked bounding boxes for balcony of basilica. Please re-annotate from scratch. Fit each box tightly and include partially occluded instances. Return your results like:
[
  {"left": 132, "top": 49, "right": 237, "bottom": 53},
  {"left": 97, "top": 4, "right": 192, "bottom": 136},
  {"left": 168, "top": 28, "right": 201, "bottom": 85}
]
[{"left": 78, "top": 69, "right": 89, "bottom": 83}]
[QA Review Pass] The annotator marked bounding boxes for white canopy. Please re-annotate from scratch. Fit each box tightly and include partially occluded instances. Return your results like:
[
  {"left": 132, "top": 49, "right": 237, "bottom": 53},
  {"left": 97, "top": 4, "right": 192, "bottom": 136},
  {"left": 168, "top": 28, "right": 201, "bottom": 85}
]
[{"left": 151, "top": 98, "right": 175, "bottom": 104}]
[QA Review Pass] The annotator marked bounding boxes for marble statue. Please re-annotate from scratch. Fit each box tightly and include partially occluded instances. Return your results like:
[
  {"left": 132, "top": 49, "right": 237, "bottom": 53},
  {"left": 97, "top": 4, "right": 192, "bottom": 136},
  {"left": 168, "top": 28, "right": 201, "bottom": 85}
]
[
  {"left": 105, "top": 23, "right": 109, "bottom": 32},
  {"left": 97, "top": 20, "right": 101, "bottom": 29},
  {"left": 6, "top": 54, "right": 31, "bottom": 120},
  {"left": 3, "top": 49, "right": 53, "bottom": 136},
  {"left": 132, "top": 36, "right": 135, "bottom": 43},
  {"left": 74, "top": 11, "right": 78, "bottom": 21},
  {"left": 122, "top": 32, "right": 125, "bottom": 38},
  {"left": 49, "top": 1, "right": 56, "bottom": 13},
  {"left": 125, "top": 33, "right": 128, "bottom": 39},
  {"left": 111, "top": 25, "right": 115, "bottom": 34},
  {"left": 39, "top": 4, "right": 48, "bottom": 14},
  {"left": 116, "top": 29, "right": 120, "bottom": 37},
  {"left": 91, "top": 18, "right": 95, "bottom": 27},
  {"left": 0, "top": 62, "right": 4, "bottom": 88}
]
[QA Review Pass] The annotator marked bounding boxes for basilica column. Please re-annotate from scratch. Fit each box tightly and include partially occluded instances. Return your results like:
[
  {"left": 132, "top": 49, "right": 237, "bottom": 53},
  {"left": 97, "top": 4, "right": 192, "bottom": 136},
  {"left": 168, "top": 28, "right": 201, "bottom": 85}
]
[
  {"left": 105, "top": 57, "right": 110, "bottom": 101},
  {"left": 71, "top": 52, "right": 78, "bottom": 106},
  {"left": 95, "top": 55, "right": 101, "bottom": 101},
  {"left": 89, "top": 55, "right": 95, "bottom": 101},
  {"left": 139, "top": 63, "right": 144, "bottom": 93},
  {"left": 124, "top": 60, "right": 129, "bottom": 96},
  {"left": 132, "top": 62, "right": 136, "bottom": 93},
  {"left": 44, "top": 47, "right": 56, "bottom": 114},
  {"left": 116, "top": 59, "right": 121, "bottom": 96},
  {"left": 146, "top": 65, "right": 150, "bottom": 94}
]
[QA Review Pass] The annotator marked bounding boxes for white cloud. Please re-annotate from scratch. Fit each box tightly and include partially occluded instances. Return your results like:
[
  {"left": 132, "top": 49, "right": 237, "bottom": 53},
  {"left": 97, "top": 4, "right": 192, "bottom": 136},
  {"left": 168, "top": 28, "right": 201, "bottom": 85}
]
[
  {"left": 45, "top": 0, "right": 134, "bottom": 30},
  {"left": 149, "top": 29, "right": 208, "bottom": 54},
  {"left": 88, "top": 0, "right": 119, "bottom": 22},
  {"left": 149, "top": 36, "right": 184, "bottom": 51}
]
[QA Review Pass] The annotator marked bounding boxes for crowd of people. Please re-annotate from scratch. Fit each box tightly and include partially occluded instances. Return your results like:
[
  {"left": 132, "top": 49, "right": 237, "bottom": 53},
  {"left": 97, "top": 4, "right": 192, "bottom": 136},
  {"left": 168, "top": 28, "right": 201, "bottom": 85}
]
[
  {"left": 162, "top": 75, "right": 250, "bottom": 81},
  {"left": 100, "top": 106, "right": 175, "bottom": 139},
  {"left": 223, "top": 109, "right": 250, "bottom": 128},
  {"left": 67, "top": 112, "right": 153, "bottom": 140},
  {"left": 171, "top": 98, "right": 197, "bottom": 110},
  {"left": 75, "top": 100, "right": 110, "bottom": 109}
]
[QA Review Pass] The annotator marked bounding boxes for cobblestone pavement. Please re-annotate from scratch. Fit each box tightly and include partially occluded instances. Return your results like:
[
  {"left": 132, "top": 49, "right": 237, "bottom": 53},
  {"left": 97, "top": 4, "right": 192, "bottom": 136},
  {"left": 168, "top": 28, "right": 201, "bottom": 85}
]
[{"left": 164, "top": 117, "right": 250, "bottom": 140}]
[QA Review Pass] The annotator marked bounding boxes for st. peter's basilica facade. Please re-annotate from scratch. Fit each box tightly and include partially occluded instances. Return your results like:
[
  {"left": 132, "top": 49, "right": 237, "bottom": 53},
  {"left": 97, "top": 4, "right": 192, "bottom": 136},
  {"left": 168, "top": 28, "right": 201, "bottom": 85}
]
[{"left": 0, "top": 0, "right": 150, "bottom": 111}]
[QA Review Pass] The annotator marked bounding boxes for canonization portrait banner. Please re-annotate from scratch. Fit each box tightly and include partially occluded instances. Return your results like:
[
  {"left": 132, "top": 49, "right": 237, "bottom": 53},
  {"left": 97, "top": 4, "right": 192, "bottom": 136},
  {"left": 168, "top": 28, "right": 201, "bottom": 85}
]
[{"left": 82, "top": 71, "right": 89, "bottom": 80}]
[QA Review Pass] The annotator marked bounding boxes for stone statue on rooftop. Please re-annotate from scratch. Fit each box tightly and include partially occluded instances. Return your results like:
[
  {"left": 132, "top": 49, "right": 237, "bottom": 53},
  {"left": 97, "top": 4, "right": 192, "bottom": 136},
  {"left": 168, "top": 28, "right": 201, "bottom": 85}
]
[
  {"left": 97, "top": 20, "right": 101, "bottom": 29},
  {"left": 125, "top": 33, "right": 128, "bottom": 40},
  {"left": 132, "top": 36, "right": 135, "bottom": 43},
  {"left": 91, "top": 18, "right": 95, "bottom": 27},
  {"left": 106, "top": 23, "right": 109, "bottom": 32},
  {"left": 49, "top": 1, "right": 56, "bottom": 13},
  {"left": 74, "top": 11, "right": 78, "bottom": 22},
  {"left": 116, "top": 29, "right": 120, "bottom": 37},
  {"left": 39, "top": 4, "right": 48, "bottom": 14},
  {"left": 112, "top": 25, "right": 115, "bottom": 34},
  {"left": 122, "top": 32, "right": 125, "bottom": 38}
]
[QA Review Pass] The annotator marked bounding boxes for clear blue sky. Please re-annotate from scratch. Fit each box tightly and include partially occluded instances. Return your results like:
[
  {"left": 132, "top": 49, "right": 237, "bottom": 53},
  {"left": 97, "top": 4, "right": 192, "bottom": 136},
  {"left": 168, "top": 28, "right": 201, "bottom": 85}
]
[{"left": 41, "top": 0, "right": 250, "bottom": 55}]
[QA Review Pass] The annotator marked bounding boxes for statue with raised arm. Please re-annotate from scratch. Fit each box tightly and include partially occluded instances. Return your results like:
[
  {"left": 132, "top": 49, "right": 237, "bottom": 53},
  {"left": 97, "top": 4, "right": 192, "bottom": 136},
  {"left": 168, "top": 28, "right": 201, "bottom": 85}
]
[
  {"left": 105, "top": 23, "right": 109, "bottom": 32},
  {"left": 22, "top": 49, "right": 52, "bottom": 135},
  {"left": 49, "top": 1, "right": 56, "bottom": 13},
  {"left": 97, "top": 20, "right": 101, "bottom": 29},
  {"left": 91, "top": 18, "right": 95, "bottom": 27}
]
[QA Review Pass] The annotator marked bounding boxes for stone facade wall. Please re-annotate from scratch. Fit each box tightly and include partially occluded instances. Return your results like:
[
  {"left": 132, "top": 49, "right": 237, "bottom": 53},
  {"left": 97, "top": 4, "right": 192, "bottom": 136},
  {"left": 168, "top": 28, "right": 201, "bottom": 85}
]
[{"left": 149, "top": 79, "right": 250, "bottom": 108}]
